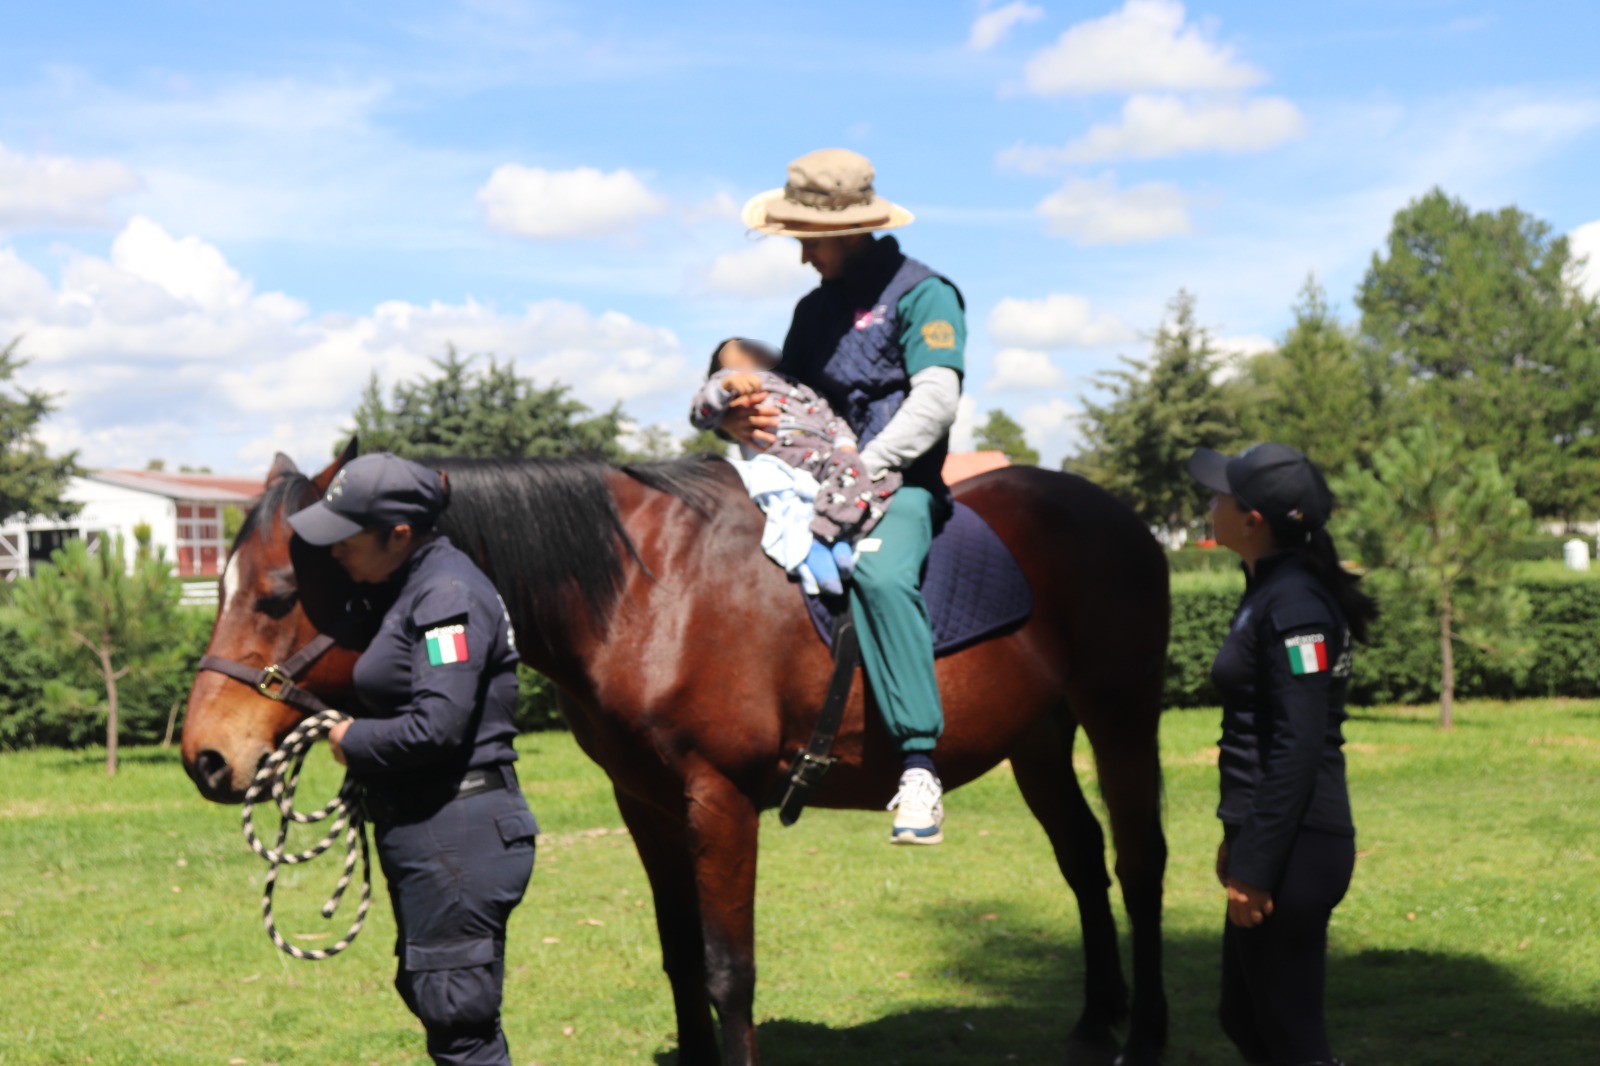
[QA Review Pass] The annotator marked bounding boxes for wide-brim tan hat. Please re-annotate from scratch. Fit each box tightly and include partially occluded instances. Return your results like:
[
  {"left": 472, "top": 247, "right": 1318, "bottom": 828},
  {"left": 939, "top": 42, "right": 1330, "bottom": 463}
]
[{"left": 742, "top": 148, "right": 914, "bottom": 238}]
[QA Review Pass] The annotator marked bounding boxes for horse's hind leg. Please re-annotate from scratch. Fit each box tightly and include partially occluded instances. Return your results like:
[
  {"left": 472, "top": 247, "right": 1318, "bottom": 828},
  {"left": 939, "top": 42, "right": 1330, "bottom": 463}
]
[
  {"left": 615, "top": 788, "right": 720, "bottom": 1065},
  {"left": 1012, "top": 709, "right": 1130, "bottom": 1066},
  {"left": 1081, "top": 681, "right": 1169, "bottom": 1066}
]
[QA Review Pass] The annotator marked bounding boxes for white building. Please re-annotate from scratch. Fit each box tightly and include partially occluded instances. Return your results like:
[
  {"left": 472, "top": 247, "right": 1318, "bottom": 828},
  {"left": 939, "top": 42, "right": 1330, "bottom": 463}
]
[{"left": 0, "top": 469, "right": 262, "bottom": 581}]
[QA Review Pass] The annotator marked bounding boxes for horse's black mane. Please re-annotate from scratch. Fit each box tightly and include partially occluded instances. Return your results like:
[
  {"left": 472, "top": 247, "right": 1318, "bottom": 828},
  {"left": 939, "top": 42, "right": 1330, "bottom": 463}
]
[
  {"left": 230, "top": 452, "right": 734, "bottom": 659},
  {"left": 435, "top": 453, "right": 734, "bottom": 657},
  {"left": 233, "top": 469, "right": 314, "bottom": 553}
]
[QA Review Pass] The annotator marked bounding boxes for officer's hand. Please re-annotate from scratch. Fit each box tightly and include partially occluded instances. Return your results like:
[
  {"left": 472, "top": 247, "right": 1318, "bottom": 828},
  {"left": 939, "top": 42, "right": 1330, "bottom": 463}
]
[
  {"left": 1225, "top": 878, "right": 1273, "bottom": 927},
  {"left": 722, "top": 393, "right": 779, "bottom": 447},
  {"left": 328, "top": 719, "right": 351, "bottom": 766},
  {"left": 1215, "top": 840, "right": 1230, "bottom": 887}
]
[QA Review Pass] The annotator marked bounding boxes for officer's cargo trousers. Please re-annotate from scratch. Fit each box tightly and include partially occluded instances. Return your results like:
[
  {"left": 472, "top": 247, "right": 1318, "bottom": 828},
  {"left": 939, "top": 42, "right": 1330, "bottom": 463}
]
[
  {"left": 849, "top": 485, "right": 945, "bottom": 754},
  {"left": 374, "top": 774, "right": 537, "bottom": 1066}
]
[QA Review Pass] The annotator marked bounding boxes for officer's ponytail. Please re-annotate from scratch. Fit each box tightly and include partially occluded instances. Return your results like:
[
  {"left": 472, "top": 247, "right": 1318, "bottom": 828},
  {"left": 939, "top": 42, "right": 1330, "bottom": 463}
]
[{"left": 1272, "top": 521, "right": 1378, "bottom": 643}]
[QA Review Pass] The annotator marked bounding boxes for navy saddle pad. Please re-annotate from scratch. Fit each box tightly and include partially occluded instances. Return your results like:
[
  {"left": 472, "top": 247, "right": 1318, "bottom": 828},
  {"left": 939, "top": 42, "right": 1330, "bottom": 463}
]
[{"left": 803, "top": 502, "right": 1033, "bottom": 656}]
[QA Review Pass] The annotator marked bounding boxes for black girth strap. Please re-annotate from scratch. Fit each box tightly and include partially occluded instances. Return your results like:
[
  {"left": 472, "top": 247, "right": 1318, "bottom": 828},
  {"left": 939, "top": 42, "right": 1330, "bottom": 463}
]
[
  {"left": 776, "top": 606, "right": 861, "bottom": 827},
  {"left": 199, "top": 632, "right": 340, "bottom": 715}
]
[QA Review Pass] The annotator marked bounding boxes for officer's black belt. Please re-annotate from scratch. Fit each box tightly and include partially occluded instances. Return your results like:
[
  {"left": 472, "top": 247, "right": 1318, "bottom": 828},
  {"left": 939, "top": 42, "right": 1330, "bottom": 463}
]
[{"left": 364, "top": 763, "right": 518, "bottom": 823}]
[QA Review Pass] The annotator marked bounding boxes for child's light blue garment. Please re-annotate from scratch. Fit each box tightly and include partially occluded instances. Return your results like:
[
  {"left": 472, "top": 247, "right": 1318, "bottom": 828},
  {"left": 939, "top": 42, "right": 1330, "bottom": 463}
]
[{"left": 726, "top": 454, "right": 839, "bottom": 595}]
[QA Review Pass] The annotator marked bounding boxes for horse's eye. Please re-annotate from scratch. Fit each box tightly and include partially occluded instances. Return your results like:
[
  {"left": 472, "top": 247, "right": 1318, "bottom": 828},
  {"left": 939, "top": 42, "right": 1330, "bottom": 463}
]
[{"left": 255, "top": 591, "right": 299, "bottom": 619}]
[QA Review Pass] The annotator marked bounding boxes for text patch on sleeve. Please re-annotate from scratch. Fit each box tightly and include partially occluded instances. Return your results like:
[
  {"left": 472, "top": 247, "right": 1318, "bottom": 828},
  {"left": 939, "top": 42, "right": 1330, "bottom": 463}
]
[
  {"left": 424, "top": 624, "right": 469, "bottom": 665},
  {"left": 920, "top": 321, "right": 956, "bottom": 349},
  {"left": 1284, "top": 633, "right": 1328, "bottom": 675}
]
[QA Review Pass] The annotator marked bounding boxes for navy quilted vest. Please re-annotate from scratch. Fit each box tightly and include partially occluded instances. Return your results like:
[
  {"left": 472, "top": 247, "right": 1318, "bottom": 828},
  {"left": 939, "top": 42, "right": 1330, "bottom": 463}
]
[{"left": 781, "top": 237, "right": 961, "bottom": 494}]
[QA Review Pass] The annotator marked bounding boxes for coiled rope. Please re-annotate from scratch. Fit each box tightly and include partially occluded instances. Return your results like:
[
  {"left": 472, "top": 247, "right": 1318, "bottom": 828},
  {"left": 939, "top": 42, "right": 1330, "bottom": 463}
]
[{"left": 240, "top": 709, "right": 371, "bottom": 961}]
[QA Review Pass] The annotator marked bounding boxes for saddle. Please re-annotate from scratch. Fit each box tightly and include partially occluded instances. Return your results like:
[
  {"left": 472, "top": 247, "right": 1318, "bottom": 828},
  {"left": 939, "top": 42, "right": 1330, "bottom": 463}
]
[{"left": 801, "top": 501, "right": 1033, "bottom": 655}]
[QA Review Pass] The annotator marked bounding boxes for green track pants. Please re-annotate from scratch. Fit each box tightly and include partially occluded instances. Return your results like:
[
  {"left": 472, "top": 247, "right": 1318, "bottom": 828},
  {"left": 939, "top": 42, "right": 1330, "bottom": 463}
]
[{"left": 849, "top": 485, "right": 944, "bottom": 754}]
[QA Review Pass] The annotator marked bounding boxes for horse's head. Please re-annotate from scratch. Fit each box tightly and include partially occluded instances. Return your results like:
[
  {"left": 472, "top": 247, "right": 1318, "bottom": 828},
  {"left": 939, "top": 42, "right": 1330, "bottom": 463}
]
[{"left": 181, "top": 440, "right": 370, "bottom": 802}]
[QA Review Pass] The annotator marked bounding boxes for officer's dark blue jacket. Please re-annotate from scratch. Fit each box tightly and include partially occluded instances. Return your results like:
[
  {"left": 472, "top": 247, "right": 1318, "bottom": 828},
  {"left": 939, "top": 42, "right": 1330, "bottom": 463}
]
[
  {"left": 1212, "top": 551, "right": 1355, "bottom": 890},
  {"left": 340, "top": 536, "right": 520, "bottom": 780},
  {"left": 779, "top": 235, "right": 962, "bottom": 498}
]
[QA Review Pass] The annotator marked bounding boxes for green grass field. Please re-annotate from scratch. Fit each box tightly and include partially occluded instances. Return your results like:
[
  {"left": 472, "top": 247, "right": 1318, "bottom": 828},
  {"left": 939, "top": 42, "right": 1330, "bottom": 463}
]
[{"left": 2, "top": 700, "right": 1597, "bottom": 1065}]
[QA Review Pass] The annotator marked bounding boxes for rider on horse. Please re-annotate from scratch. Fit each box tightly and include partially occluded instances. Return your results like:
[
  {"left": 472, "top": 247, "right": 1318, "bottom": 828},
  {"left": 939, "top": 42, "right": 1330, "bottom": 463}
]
[{"left": 729, "top": 148, "right": 966, "bottom": 844}]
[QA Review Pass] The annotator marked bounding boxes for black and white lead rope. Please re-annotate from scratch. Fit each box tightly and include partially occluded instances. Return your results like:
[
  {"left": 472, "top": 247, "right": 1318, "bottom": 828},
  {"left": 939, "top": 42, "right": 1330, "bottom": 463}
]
[{"left": 240, "top": 709, "right": 371, "bottom": 961}]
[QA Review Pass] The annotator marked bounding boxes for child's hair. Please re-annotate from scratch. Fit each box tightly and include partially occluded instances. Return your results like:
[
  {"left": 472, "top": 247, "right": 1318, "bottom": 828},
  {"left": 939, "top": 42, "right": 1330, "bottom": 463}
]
[{"left": 706, "top": 337, "right": 781, "bottom": 378}]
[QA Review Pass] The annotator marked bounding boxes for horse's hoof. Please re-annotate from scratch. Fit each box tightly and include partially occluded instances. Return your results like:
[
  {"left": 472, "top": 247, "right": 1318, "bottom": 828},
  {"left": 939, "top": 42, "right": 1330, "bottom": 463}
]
[{"left": 1063, "top": 1032, "right": 1122, "bottom": 1066}]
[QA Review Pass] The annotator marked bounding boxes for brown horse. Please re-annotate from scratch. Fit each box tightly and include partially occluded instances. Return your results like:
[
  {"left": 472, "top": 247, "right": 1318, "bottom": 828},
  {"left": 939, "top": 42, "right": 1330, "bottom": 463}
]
[{"left": 181, "top": 442, "right": 1171, "bottom": 1066}]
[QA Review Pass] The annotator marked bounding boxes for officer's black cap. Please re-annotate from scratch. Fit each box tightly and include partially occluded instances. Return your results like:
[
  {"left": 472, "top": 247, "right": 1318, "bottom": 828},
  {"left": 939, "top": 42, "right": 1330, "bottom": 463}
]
[
  {"left": 288, "top": 453, "right": 446, "bottom": 546},
  {"left": 1187, "top": 443, "right": 1333, "bottom": 530}
]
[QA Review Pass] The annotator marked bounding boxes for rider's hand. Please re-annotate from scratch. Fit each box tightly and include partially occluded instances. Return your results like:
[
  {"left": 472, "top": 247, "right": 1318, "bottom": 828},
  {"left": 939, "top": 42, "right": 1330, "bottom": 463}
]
[
  {"left": 720, "top": 373, "right": 765, "bottom": 397},
  {"left": 721, "top": 393, "right": 779, "bottom": 447},
  {"left": 1225, "top": 877, "right": 1273, "bottom": 927},
  {"left": 328, "top": 719, "right": 351, "bottom": 766}
]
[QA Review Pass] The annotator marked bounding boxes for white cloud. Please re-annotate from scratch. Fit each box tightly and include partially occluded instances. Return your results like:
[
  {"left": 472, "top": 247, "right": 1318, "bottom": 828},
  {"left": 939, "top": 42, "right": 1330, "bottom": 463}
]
[
  {"left": 477, "top": 164, "right": 670, "bottom": 240},
  {"left": 1002, "top": 94, "right": 1305, "bottom": 170},
  {"left": 1023, "top": 0, "right": 1264, "bottom": 96},
  {"left": 989, "top": 293, "right": 1135, "bottom": 348},
  {"left": 0, "top": 143, "right": 140, "bottom": 230},
  {"left": 695, "top": 237, "right": 814, "bottom": 301},
  {"left": 1018, "top": 398, "right": 1082, "bottom": 466},
  {"left": 968, "top": 1, "right": 1046, "bottom": 52},
  {"left": 986, "top": 348, "right": 1066, "bottom": 391},
  {"left": 2, "top": 218, "right": 692, "bottom": 471},
  {"left": 1036, "top": 174, "right": 1193, "bottom": 245},
  {"left": 682, "top": 192, "right": 740, "bottom": 225},
  {"left": 1212, "top": 333, "right": 1276, "bottom": 384},
  {"left": 1573, "top": 220, "right": 1600, "bottom": 301}
]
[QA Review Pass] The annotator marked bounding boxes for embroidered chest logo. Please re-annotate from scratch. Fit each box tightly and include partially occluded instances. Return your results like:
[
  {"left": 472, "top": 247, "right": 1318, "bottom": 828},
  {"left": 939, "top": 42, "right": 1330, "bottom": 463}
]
[
  {"left": 1284, "top": 633, "right": 1329, "bottom": 675},
  {"left": 1232, "top": 606, "right": 1253, "bottom": 632},
  {"left": 853, "top": 305, "right": 888, "bottom": 331},
  {"left": 325, "top": 469, "right": 348, "bottom": 502},
  {"left": 424, "top": 624, "right": 469, "bottom": 665},
  {"left": 920, "top": 320, "right": 956, "bottom": 350}
]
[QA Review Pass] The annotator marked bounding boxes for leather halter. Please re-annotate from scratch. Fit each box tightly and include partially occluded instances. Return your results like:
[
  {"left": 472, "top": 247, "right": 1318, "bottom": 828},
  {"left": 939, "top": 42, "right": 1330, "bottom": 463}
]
[{"left": 199, "top": 632, "right": 340, "bottom": 715}]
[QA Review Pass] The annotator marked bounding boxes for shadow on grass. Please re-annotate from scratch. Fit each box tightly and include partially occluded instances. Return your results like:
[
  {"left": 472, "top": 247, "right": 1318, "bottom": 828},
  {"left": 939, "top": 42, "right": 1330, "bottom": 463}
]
[{"left": 653, "top": 921, "right": 1600, "bottom": 1066}]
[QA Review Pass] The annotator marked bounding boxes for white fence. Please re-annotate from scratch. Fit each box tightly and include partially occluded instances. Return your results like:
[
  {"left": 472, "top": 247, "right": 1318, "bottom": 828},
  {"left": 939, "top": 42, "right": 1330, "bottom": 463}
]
[{"left": 180, "top": 579, "right": 219, "bottom": 608}]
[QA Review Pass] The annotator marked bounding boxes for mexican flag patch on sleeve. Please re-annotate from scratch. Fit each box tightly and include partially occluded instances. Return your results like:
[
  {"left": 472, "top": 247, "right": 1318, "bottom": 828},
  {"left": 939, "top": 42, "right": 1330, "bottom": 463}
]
[
  {"left": 424, "top": 624, "right": 469, "bottom": 666},
  {"left": 1284, "top": 633, "right": 1328, "bottom": 675}
]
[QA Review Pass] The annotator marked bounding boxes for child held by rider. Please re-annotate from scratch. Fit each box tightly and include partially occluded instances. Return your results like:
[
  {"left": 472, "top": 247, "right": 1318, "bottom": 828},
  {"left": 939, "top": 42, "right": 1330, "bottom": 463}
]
[{"left": 690, "top": 337, "right": 901, "bottom": 594}]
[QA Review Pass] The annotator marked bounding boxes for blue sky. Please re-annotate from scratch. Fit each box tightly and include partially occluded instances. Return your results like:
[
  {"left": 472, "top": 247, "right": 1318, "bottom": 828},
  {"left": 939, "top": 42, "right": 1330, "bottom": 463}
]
[{"left": 2, "top": 0, "right": 1598, "bottom": 472}]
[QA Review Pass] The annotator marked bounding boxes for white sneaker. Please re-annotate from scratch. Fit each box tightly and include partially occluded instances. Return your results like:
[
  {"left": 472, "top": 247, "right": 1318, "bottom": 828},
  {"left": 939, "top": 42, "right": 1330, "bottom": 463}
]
[{"left": 887, "top": 768, "right": 944, "bottom": 845}]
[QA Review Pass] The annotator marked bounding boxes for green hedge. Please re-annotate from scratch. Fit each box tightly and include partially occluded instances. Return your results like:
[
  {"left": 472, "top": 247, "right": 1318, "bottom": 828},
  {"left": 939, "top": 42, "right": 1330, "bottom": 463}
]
[
  {"left": 1166, "top": 570, "right": 1600, "bottom": 708},
  {"left": 0, "top": 607, "right": 570, "bottom": 751}
]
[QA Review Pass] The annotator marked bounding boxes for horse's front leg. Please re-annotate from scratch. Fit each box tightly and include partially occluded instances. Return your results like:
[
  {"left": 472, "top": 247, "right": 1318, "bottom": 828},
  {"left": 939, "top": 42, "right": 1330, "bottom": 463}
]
[
  {"left": 615, "top": 787, "right": 720, "bottom": 1064},
  {"left": 684, "top": 768, "right": 762, "bottom": 1066}
]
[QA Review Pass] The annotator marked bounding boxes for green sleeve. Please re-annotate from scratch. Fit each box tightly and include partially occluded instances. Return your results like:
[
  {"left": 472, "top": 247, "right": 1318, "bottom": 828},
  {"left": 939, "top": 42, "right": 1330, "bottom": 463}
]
[{"left": 897, "top": 276, "right": 966, "bottom": 378}]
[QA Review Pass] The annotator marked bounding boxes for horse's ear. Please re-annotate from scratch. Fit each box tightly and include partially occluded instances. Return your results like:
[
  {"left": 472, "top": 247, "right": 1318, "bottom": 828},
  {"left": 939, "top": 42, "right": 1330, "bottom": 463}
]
[
  {"left": 266, "top": 452, "right": 300, "bottom": 485},
  {"left": 312, "top": 437, "right": 359, "bottom": 494}
]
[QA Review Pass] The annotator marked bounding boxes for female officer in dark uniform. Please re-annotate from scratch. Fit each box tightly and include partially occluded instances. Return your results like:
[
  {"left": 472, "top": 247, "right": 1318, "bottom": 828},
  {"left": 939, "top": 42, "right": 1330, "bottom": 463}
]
[
  {"left": 1186, "top": 443, "right": 1378, "bottom": 1066},
  {"left": 288, "top": 453, "right": 536, "bottom": 1066}
]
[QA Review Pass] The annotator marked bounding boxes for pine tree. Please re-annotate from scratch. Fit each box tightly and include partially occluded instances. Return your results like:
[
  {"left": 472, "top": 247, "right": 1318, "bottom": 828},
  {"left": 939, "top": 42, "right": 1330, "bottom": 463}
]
[
  {"left": 1234, "top": 277, "right": 1388, "bottom": 474},
  {"left": 1073, "top": 291, "right": 1241, "bottom": 538},
  {"left": 348, "top": 347, "right": 628, "bottom": 460},
  {"left": 0, "top": 338, "right": 81, "bottom": 522},
  {"left": 1335, "top": 424, "right": 1532, "bottom": 729},
  {"left": 11, "top": 537, "right": 184, "bottom": 774},
  {"left": 680, "top": 428, "right": 731, "bottom": 457},
  {"left": 975, "top": 409, "right": 1039, "bottom": 466}
]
